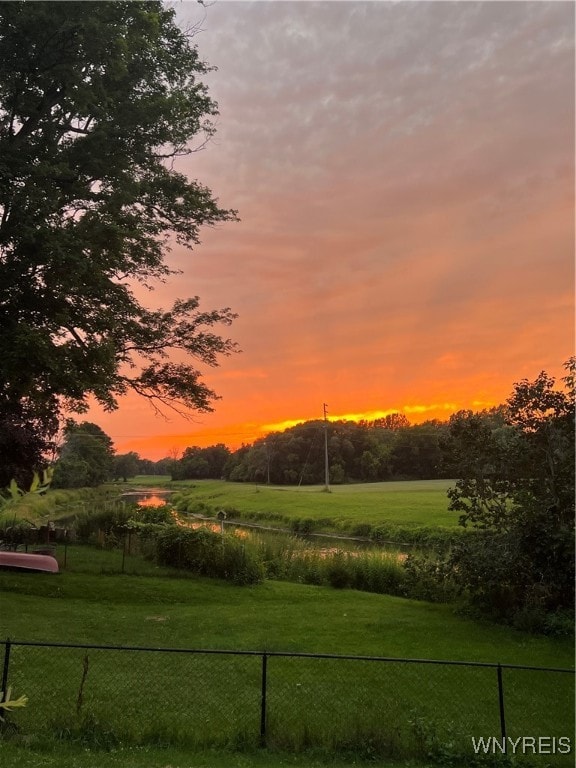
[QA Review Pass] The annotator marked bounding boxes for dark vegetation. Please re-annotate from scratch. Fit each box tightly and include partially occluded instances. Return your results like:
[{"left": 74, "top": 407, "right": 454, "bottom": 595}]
[{"left": 0, "top": 0, "right": 238, "bottom": 489}]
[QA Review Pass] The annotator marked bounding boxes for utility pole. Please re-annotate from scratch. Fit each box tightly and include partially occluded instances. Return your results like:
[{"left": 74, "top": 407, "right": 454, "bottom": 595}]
[{"left": 323, "top": 403, "right": 330, "bottom": 492}]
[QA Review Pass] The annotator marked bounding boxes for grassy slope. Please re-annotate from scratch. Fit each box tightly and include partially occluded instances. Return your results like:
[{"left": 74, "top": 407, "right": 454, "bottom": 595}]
[
  {"left": 0, "top": 551, "right": 572, "bottom": 666},
  {"left": 1, "top": 552, "right": 573, "bottom": 766},
  {"left": 0, "top": 487, "right": 117, "bottom": 525}
]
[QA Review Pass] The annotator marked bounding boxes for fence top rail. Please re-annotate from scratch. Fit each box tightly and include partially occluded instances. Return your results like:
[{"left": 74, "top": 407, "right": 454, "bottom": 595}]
[{"left": 1, "top": 638, "right": 574, "bottom": 673}]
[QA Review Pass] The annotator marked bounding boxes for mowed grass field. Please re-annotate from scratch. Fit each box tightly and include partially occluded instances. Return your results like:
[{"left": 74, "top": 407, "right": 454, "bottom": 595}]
[
  {"left": 163, "top": 478, "right": 460, "bottom": 533},
  {"left": 0, "top": 547, "right": 573, "bottom": 768},
  {"left": 1, "top": 546, "right": 572, "bottom": 664},
  {"left": 3, "top": 478, "right": 461, "bottom": 535}
]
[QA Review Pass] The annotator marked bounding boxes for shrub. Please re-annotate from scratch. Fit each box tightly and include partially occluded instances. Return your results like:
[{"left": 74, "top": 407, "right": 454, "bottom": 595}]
[
  {"left": 0, "top": 518, "right": 39, "bottom": 549},
  {"left": 180, "top": 500, "right": 214, "bottom": 516},
  {"left": 402, "top": 553, "right": 457, "bottom": 603},
  {"left": 542, "top": 610, "right": 575, "bottom": 638},
  {"left": 74, "top": 504, "right": 135, "bottom": 542},
  {"left": 349, "top": 553, "right": 404, "bottom": 595},
  {"left": 153, "top": 526, "right": 264, "bottom": 585},
  {"left": 137, "top": 505, "right": 173, "bottom": 525},
  {"left": 301, "top": 559, "right": 324, "bottom": 585},
  {"left": 370, "top": 523, "right": 466, "bottom": 550},
  {"left": 326, "top": 553, "right": 352, "bottom": 589},
  {"left": 289, "top": 517, "right": 316, "bottom": 534},
  {"left": 351, "top": 522, "right": 372, "bottom": 538}
]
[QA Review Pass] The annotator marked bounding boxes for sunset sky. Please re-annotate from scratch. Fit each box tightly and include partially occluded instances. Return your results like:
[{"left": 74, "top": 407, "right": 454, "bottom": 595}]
[{"left": 87, "top": 0, "right": 574, "bottom": 460}]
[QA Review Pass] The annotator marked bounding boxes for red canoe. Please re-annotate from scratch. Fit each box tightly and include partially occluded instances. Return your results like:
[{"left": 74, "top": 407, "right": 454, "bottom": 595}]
[{"left": 0, "top": 551, "right": 59, "bottom": 573}]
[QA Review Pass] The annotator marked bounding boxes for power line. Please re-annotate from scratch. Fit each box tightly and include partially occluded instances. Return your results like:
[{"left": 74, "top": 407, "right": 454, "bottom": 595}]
[{"left": 323, "top": 403, "right": 330, "bottom": 492}]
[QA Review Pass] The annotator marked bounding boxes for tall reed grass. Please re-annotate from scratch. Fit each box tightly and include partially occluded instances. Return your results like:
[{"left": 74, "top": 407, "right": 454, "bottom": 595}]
[{"left": 249, "top": 531, "right": 407, "bottom": 595}]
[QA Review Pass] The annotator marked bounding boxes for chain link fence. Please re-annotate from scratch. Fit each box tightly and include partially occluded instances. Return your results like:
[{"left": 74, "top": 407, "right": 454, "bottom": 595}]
[{"left": 1, "top": 640, "right": 574, "bottom": 763}]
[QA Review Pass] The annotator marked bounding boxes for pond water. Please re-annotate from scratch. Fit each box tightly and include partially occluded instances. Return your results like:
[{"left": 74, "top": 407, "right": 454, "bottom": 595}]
[{"left": 120, "top": 489, "right": 172, "bottom": 507}]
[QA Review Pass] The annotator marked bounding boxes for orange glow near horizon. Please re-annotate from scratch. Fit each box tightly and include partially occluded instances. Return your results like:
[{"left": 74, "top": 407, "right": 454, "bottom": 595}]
[
  {"left": 105, "top": 398, "right": 506, "bottom": 461},
  {"left": 262, "top": 403, "right": 464, "bottom": 434}
]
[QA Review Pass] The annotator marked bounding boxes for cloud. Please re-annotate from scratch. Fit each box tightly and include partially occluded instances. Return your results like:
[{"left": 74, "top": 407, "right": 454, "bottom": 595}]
[{"left": 87, "top": 1, "right": 574, "bottom": 457}]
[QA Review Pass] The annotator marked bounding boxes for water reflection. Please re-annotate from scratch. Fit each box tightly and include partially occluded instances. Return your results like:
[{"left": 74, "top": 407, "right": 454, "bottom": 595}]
[
  {"left": 120, "top": 489, "right": 172, "bottom": 507},
  {"left": 138, "top": 495, "right": 168, "bottom": 507}
]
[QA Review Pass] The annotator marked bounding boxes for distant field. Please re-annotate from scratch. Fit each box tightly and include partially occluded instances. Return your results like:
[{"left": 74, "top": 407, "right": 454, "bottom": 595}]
[
  {"left": 126, "top": 475, "right": 172, "bottom": 486},
  {"left": 163, "top": 478, "right": 460, "bottom": 534},
  {"left": 3, "top": 479, "right": 460, "bottom": 538}
]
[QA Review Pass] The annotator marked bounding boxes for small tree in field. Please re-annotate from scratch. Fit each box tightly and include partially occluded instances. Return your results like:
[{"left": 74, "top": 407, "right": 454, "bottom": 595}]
[{"left": 113, "top": 452, "right": 141, "bottom": 483}]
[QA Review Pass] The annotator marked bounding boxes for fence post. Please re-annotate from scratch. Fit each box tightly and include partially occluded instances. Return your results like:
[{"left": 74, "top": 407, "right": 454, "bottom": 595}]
[
  {"left": 260, "top": 652, "right": 268, "bottom": 746},
  {"left": 497, "top": 663, "right": 507, "bottom": 749},
  {"left": 1, "top": 638, "right": 11, "bottom": 709}
]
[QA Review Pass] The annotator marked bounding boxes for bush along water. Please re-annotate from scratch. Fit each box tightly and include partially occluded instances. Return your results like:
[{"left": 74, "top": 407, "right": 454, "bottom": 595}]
[
  {"left": 248, "top": 531, "right": 448, "bottom": 600},
  {"left": 68, "top": 500, "right": 265, "bottom": 586},
  {"left": 153, "top": 526, "right": 264, "bottom": 585}
]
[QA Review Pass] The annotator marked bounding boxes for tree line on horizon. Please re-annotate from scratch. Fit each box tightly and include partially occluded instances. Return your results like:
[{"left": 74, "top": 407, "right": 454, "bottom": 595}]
[
  {"left": 172, "top": 412, "right": 461, "bottom": 484},
  {"left": 47, "top": 360, "right": 573, "bottom": 495},
  {"left": 46, "top": 408, "right": 498, "bottom": 487}
]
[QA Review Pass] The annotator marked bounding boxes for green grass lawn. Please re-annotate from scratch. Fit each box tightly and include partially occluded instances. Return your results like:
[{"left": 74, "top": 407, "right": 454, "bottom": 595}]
[
  {"left": 0, "top": 546, "right": 572, "bottom": 665},
  {"left": 0, "top": 742, "right": 418, "bottom": 768},
  {"left": 166, "top": 478, "right": 460, "bottom": 534},
  {"left": 0, "top": 546, "right": 574, "bottom": 667},
  {"left": 0, "top": 547, "right": 573, "bottom": 766}
]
